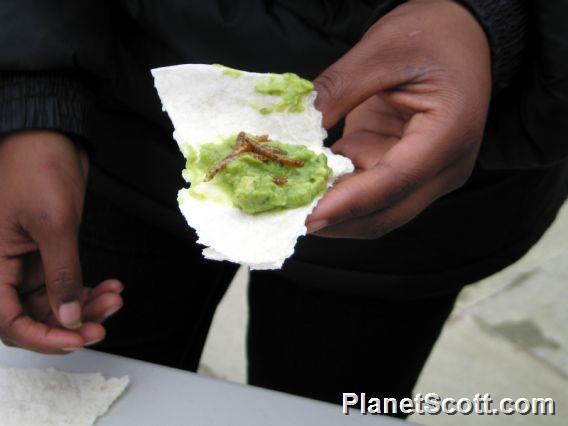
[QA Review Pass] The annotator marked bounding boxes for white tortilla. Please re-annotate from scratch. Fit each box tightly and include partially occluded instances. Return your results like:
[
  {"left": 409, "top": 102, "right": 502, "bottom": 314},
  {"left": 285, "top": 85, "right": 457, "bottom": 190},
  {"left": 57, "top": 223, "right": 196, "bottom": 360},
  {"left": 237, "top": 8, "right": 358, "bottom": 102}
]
[
  {"left": 152, "top": 64, "right": 353, "bottom": 269},
  {"left": 0, "top": 365, "right": 129, "bottom": 426}
]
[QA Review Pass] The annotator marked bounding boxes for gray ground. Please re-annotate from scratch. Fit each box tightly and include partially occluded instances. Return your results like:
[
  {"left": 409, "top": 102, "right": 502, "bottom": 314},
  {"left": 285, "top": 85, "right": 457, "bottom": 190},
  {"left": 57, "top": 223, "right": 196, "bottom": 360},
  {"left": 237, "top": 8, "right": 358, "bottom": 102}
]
[{"left": 199, "top": 201, "right": 568, "bottom": 425}]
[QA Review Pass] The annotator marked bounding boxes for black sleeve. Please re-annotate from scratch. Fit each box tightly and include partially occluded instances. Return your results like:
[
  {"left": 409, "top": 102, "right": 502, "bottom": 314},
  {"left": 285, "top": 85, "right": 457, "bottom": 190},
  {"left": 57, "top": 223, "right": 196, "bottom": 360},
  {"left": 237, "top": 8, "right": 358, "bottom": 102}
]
[
  {"left": 0, "top": 72, "right": 94, "bottom": 140},
  {"left": 455, "top": 0, "right": 528, "bottom": 93},
  {"left": 0, "top": 0, "right": 114, "bottom": 142},
  {"left": 478, "top": 0, "right": 568, "bottom": 169},
  {"left": 365, "top": 0, "right": 528, "bottom": 94}
]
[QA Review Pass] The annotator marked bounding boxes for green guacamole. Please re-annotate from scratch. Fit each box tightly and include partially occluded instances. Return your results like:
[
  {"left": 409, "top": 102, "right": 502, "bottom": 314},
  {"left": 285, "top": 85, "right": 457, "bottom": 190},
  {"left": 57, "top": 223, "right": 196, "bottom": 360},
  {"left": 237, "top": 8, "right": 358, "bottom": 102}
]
[
  {"left": 185, "top": 134, "right": 331, "bottom": 214},
  {"left": 213, "top": 64, "right": 243, "bottom": 78},
  {"left": 254, "top": 73, "right": 314, "bottom": 114}
]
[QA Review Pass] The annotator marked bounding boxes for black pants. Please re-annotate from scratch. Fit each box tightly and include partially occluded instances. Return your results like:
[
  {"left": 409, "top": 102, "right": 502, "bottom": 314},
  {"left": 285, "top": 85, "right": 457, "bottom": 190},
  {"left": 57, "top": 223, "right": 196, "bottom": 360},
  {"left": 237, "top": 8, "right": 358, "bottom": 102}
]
[
  {"left": 80, "top": 192, "right": 459, "bottom": 411},
  {"left": 80, "top": 191, "right": 238, "bottom": 371}
]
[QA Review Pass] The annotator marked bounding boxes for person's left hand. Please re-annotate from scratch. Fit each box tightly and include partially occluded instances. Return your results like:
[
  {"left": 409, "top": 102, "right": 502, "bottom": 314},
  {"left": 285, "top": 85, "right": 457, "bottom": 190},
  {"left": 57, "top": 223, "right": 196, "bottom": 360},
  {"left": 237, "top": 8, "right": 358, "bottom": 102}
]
[{"left": 307, "top": 0, "right": 491, "bottom": 238}]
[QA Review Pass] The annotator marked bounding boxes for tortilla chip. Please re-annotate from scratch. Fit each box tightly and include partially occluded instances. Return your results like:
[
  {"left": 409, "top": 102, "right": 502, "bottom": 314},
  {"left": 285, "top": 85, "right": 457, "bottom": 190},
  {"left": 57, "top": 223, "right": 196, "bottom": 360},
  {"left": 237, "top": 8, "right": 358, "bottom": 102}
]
[
  {"left": 152, "top": 64, "right": 353, "bottom": 269},
  {"left": 0, "top": 365, "right": 128, "bottom": 425}
]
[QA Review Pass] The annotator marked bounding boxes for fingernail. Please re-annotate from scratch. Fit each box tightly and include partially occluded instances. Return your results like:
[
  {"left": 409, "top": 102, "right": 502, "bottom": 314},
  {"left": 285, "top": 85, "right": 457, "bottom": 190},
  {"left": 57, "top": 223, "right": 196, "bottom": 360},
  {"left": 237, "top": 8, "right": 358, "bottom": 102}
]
[
  {"left": 103, "top": 305, "right": 122, "bottom": 320},
  {"left": 59, "top": 301, "right": 82, "bottom": 329},
  {"left": 307, "top": 220, "right": 328, "bottom": 233},
  {"left": 110, "top": 280, "right": 124, "bottom": 293},
  {"left": 62, "top": 347, "right": 80, "bottom": 352},
  {"left": 85, "top": 338, "right": 102, "bottom": 347}
]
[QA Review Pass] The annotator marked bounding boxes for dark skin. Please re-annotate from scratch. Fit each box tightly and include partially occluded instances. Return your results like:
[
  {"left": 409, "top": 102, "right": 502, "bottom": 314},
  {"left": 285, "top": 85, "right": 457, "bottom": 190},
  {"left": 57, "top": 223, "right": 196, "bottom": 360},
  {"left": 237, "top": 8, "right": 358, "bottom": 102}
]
[
  {"left": 0, "top": 131, "right": 123, "bottom": 354},
  {"left": 308, "top": 0, "right": 491, "bottom": 238},
  {"left": 0, "top": 0, "right": 488, "bottom": 354}
]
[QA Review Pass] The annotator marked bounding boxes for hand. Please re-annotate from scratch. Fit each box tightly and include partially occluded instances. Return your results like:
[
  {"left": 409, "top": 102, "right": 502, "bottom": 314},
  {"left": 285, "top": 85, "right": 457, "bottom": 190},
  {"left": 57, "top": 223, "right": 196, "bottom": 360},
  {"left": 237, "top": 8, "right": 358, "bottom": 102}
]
[
  {"left": 0, "top": 131, "right": 123, "bottom": 354},
  {"left": 307, "top": 0, "right": 491, "bottom": 238}
]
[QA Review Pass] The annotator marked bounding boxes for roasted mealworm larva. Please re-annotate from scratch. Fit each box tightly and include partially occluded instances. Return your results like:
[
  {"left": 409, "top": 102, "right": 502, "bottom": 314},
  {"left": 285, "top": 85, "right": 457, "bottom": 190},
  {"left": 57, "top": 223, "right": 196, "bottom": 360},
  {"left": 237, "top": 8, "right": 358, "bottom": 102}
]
[
  {"left": 204, "top": 143, "right": 250, "bottom": 181},
  {"left": 204, "top": 132, "right": 304, "bottom": 181},
  {"left": 245, "top": 138, "right": 304, "bottom": 167}
]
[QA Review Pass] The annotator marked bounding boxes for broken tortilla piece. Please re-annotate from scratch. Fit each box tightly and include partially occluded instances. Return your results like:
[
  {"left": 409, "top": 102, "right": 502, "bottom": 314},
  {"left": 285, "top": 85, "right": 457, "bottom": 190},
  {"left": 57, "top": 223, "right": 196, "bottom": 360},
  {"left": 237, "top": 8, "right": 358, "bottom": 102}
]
[
  {"left": 0, "top": 365, "right": 129, "bottom": 426},
  {"left": 152, "top": 64, "right": 353, "bottom": 269}
]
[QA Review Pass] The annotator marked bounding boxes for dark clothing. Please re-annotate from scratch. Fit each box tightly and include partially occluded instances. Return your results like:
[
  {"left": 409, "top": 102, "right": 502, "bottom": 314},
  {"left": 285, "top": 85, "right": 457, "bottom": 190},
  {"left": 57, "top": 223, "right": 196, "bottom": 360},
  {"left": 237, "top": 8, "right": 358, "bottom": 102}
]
[
  {"left": 455, "top": 0, "right": 528, "bottom": 93},
  {"left": 2, "top": 0, "right": 567, "bottom": 413},
  {"left": 247, "top": 271, "right": 459, "bottom": 418},
  {"left": 1, "top": 0, "right": 564, "bottom": 297},
  {"left": 480, "top": 0, "right": 568, "bottom": 170},
  {"left": 80, "top": 190, "right": 456, "bottom": 415},
  {"left": 290, "top": 163, "right": 568, "bottom": 298},
  {"left": 80, "top": 190, "right": 238, "bottom": 370}
]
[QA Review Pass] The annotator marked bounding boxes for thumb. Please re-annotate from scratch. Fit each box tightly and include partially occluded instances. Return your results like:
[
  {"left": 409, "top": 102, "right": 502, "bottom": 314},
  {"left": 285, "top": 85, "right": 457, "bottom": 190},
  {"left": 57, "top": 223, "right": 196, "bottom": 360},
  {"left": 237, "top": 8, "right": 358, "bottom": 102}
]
[
  {"left": 38, "top": 226, "right": 83, "bottom": 329},
  {"left": 313, "top": 31, "right": 402, "bottom": 129}
]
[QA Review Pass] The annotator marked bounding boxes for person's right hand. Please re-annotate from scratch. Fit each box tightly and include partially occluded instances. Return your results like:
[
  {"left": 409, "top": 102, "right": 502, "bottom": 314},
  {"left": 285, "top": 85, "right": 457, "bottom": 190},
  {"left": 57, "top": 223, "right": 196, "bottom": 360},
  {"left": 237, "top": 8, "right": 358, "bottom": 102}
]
[{"left": 0, "top": 131, "right": 123, "bottom": 354}]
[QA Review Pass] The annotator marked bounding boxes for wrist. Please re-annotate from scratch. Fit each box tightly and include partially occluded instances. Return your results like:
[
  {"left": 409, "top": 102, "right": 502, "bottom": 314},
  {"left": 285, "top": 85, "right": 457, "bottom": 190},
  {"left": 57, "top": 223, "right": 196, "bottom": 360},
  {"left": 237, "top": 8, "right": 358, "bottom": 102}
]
[
  {"left": 450, "top": 0, "right": 528, "bottom": 92},
  {"left": 1, "top": 130, "right": 73, "bottom": 149}
]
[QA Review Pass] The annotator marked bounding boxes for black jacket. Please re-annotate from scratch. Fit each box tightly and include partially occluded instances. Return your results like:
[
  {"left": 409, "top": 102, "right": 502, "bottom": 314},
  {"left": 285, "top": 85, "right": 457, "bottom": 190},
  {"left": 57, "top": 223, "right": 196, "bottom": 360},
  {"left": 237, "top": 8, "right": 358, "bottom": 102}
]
[{"left": 1, "top": 0, "right": 567, "bottom": 298}]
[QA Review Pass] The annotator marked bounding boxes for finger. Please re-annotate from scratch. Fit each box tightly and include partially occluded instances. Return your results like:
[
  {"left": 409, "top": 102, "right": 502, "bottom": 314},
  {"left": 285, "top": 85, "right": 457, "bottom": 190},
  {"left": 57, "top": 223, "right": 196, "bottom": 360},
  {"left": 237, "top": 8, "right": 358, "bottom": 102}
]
[
  {"left": 1, "top": 339, "right": 78, "bottom": 355},
  {"left": 343, "top": 94, "right": 406, "bottom": 138},
  {"left": 76, "top": 322, "right": 105, "bottom": 347},
  {"left": 331, "top": 130, "right": 398, "bottom": 170},
  {"left": 79, "top": 277, "right": 122, "bottom": 300},
  {"left": 80, "top": 287, "right": 91, "bottom": 306},
  {"left": 308, "top": 109, "right": 476, "bottom": 232},
  {"left": 0, "top": 284, "right": 84, "bottom": 352},
  {"left": 313, "top": 30, "right": 410, "bottom": 129},
  {"left": 10, "top": 290, "right": 104, "bottom": 352},
  {"left": 25, "top": 282, "right": 122, "bottom": 326},
  {"left": 0, "top": 257, "right": 79, "bottom": 352},
  {"left": 83, "top": 292, "right": 123, "bottom": 323},
  {"left": 81, "top": 279, "right": 123, "bottom": 304},
  {"left": 314, "top": 157, "right": 473, "bottom": 238},
  {"left": 1, "top": 337, "right": 70, "bottom": 356},
  {"left": 87, "top": 279, "right": 124, "bottom": 300},
  {"left": 37, "top": 226, "right": 83, "bottom": 329},
  {"left": 1, "top": 338, "right": 17, "bottom": 348}
]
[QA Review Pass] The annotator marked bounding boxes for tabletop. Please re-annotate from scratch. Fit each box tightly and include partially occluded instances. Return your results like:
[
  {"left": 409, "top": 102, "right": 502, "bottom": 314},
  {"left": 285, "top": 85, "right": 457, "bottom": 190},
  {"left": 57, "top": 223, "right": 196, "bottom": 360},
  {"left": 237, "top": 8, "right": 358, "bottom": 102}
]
[{"left": 0, "top": 344, "right": 410, "bottom": 425}]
